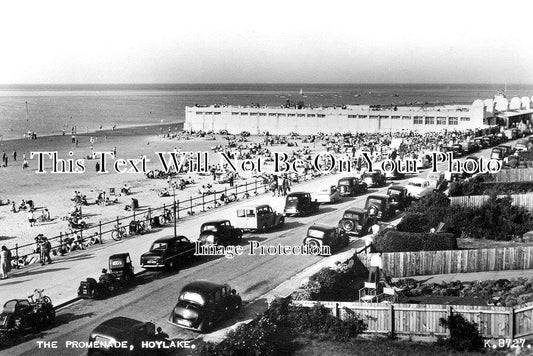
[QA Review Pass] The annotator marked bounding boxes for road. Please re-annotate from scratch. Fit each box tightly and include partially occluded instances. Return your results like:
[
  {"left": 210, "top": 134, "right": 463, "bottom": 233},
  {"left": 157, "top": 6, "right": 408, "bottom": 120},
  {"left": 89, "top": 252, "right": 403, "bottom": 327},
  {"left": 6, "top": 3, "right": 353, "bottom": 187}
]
[{"left": 3, "top": 140, "right": 513, "bottom": 356}]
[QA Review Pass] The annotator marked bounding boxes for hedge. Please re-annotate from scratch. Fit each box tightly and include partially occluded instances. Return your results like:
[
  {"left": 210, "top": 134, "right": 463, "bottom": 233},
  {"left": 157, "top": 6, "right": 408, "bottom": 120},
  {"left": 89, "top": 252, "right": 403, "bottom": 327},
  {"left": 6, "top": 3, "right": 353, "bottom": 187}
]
[
  {"left": 449, "top": 179, "right": 533, "bottom": 196},
  {"left": 374, "top": 230, "right": 457, "bottom": 253}
]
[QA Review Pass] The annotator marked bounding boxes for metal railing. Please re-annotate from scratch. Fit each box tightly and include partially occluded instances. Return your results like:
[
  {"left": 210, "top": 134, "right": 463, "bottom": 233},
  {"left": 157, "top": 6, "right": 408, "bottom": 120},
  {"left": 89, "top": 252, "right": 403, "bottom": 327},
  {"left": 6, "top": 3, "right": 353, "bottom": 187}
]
[{"left": 10, "top": 174, "right": 310, "bottom": 268}]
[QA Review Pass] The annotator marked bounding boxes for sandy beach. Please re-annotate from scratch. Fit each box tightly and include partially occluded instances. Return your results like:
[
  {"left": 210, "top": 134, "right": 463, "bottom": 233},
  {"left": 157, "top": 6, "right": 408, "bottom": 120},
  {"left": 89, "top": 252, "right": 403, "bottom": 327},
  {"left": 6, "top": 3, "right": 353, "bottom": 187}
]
[{"left": 0, "top": 123, "right": 320, "bottom": 257}]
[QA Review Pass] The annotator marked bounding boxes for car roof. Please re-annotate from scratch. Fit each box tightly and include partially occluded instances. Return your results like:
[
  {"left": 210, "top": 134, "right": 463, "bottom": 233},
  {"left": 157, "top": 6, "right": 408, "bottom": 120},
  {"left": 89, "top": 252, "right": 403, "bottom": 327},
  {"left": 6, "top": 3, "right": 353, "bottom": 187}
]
[
  {"left": 238, "top": 204, "right": 271, "bottom": 210},
  {"left": 308, "top": 224, "right": 336, "bottom": 232},
  {"left": 181, "top": 281, "right": 225, "bottom": 294},
  {"left": 202, "top": 219, "right": 230, "bottom": 225},
  {"left": 287, "top": 192, "right": 308, "bottom": 197},
  {"left": 153, "top": 235, "right": 187, "bottom": 243},
  {"left": 91, "top": 317, "right": 144, "bottom": 338},
  {"left": 109, "top": 253, "right": 130, "bottom": 259},
  {"left": 338, "top": 176, "right": 356, "bottom": 180},
  {"left": 388, "top": 185, "right": 407, "bottom": 191},
  {"left": 345, "top": 208, "right": 367, "bottom": 214},
  {"left": 367, "top": 193, "right": 389, "bottom": 199},
  {"left": 408, "top": 177, "right": 427, "bottom": 184}
]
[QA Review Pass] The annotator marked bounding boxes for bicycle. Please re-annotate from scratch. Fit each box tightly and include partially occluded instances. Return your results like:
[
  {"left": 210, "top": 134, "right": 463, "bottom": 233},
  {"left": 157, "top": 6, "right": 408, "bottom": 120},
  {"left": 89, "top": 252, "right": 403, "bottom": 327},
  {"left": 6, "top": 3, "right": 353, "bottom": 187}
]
[{"left": 111, "top": 222, "right": 127, "bottom": 241}]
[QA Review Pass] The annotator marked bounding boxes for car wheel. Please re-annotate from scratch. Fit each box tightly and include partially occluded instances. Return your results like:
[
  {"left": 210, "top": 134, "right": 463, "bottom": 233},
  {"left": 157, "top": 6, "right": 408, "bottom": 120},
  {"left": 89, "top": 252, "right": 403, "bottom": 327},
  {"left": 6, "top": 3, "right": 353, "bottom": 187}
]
[{"left": 279, "top": 217, "right": 285, "bottom": 227}]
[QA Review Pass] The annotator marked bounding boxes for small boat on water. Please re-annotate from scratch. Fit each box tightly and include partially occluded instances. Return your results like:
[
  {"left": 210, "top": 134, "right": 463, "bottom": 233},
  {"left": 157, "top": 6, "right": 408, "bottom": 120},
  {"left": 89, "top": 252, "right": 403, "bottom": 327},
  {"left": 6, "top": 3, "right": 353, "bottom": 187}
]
[{"left": 299, "top": 88, "right": 303, "bottom": 95}]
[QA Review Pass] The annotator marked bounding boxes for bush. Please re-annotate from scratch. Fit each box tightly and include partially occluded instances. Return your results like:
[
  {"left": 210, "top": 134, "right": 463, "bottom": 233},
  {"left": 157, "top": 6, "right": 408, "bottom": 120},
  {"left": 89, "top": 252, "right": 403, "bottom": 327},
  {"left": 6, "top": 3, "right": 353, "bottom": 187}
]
[
  {"left": 265, "top": 298, "right": 367, "bottom": 341},
  {"left": 439, "top": 314, "right": 483, "bottom": 352},
  {"left": 396, "top": 213, "right": 430, "bottom": 233},
  {"left": 292, "top": 263, "right": 365, "bottom": 301},
  {"left": 374, "top": 230, "right": 457, "bottom": 252},
  {"left": 200, "top": 316, "right": 293, "bottom": 356},
  {"left": 449, "top": 180, "right": 533, "bottom": 196}
]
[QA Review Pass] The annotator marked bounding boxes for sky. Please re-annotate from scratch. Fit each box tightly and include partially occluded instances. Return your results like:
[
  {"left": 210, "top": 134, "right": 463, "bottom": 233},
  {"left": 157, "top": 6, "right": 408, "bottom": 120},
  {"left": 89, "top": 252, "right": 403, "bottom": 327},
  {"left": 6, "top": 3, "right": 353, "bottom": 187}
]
[{"left": 1, "top": 0, "right": 532, "bottom": 84}]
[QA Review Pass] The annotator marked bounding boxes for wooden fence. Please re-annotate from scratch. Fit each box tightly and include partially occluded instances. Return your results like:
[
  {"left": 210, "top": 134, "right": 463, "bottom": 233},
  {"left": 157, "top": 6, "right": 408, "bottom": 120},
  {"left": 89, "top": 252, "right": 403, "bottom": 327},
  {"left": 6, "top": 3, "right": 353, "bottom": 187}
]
[
  {"left": 493, "top": 168, "right": 533, "bottom": 183},
  {"left": 360, "top": 246, "right": 533, "bottom": 278},
  {"left": 449, "top": 194, "right": 533, "bottom": 210},
  {"left": 292, "top": 300, "right": 533, "bottom": 339}
]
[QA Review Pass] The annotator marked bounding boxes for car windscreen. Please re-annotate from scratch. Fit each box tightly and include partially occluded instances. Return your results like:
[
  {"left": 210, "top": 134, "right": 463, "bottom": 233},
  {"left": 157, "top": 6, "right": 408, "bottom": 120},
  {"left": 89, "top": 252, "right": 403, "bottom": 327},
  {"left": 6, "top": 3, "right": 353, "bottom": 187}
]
[
  {"left": 366, "top": 198, "right": 383, "bottom": 207},
  {"left": 338, "top": 180, "right": 352, "bottom": 186},
  {"left": 179, "top": 291, "right": 205, "bottom": 306},
  {"left": 150, "top": 242, "right": 168, "bottom": 251},
  {"left": 343, "top": 212, "right": 361, "bottom": 221},
  {"left": 201, "top": 224, "right": 218, "bottom": 232},
  {"left": 307, "top": 229, "right": 325, "bottom": 239},
  {"left": 388, "top": 189, "right": 401, "bottom": 195},
  {"left": 110, "top": 259, "right": 125, "bottom": 268},
  {"left": 408, "top": 182, "right": 422, "bottom": 187}
]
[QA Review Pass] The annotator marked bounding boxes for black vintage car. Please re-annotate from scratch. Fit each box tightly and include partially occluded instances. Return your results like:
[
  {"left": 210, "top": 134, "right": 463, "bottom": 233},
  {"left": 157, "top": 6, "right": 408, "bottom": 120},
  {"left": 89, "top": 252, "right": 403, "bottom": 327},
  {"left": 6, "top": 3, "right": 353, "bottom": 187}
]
[
  {"left": 364, "top": 194, "right": 396, "bottom": 221},
  {"left": 450, "top": 144, "right": 465, "bottom": 157},
  {"left": 0, "top": 289, "right": 55, "bottom": 339},
  {"left": 337, "top": 177, "right": 367, "bottom": 197},
  {"left": 361, "top": 170, "right": 386, "bottom": 188},
  {"left": 140, "top": 235, "right": 196, "bottom": 270},
  {"left": 338, "top": 208, "right": 374, "bottom": 237},
  {"left": 168, "top": 281, "right": 242, "bottom": 333},
  {"left": 88, "top": 317, "right": 165, "bottom": 356},
  {"left": 303, "top": 224, "right": 349, "bottom": 254},
  {"left": 198, "top": 220, "right": 243, "bottom": 246},
  {"left": 283, "top": 192, "right": 320, "bottom": 216},
  {"left": 387, "top": 186, "right": 411, "bottom": 211},
  {"left": 78, "top": 253, "right": 135, "bottom": 299}
]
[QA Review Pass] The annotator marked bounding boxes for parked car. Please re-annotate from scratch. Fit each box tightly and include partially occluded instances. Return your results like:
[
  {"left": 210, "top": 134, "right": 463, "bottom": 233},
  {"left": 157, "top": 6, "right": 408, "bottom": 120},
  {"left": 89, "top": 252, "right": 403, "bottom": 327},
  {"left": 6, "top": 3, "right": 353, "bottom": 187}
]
[
  {"left": 474, "top": 137, "right": 488, "bottom": 149},
  {"left": 387, "top": 185, "right": 411, "bottom": 211},
  {"left": 361, "top": 170, "right": 386, "bottom": 188},
  {"left": 303, "top": 224, "right": 349, "bottom": 254},
  {"left": 515, "top": 141, "right": 528, "bottom": 153},
  {"left": 511, "top": 128, "right": 523, "bottom": 139},
  {"left": 498, "top": 145, "right": 514, "bottom": 157},
  {"left": 405, "top": 177, "right": 433, "bottom": 199},
  {"left": 450, "top": 144, "right": 465, "bottom": 157},
  {"left": 460, "top": 141, "right": 479, "bottom": 154},
  {"left": 234, "top": 204, "right": 284, "bottom": 232},
  {"left": 337, "top": 177, "right": 367, "bottom": 197},
  {"left": 0, "top": 290, "right": 55, "bottom": 338},
  {"left": 490, "top": 147, "right": 505, "bottom": 161},
  {"left": 140, "top": 235, "right": 196, "bottom": 270},
  {"left": 426, "top": 172, "right": 445, "bottom": 189},
  {"left": 78, "top": 253, "right": 135, "bottom": 299},
  {"left": 338, "top": 208, "right": 375, "bottom": 236},
  {"left": 312, "top": 185, "right": 341, "bottom": 203},
  {"left": 87, "top": 317, "right": 164, "bottom": 356},
  {"left": 364, "top": 194, "right": 396, "bottom": 221},
  {"left": 168, "top": 281, "right": 242, "bottom": 332},
  {"left": 283, "top": 192, "right": 320, "bottom": 217},
  {"left": 198, "top": 220, "right": 243, "bottom": 246}
]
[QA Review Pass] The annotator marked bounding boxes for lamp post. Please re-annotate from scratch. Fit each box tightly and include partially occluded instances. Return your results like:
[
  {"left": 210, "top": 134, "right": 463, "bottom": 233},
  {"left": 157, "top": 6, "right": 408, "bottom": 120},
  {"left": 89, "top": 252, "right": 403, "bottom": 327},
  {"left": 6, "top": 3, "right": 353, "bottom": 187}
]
[{"left": 172, "top": 185, "right": 177, "bottom": 238}]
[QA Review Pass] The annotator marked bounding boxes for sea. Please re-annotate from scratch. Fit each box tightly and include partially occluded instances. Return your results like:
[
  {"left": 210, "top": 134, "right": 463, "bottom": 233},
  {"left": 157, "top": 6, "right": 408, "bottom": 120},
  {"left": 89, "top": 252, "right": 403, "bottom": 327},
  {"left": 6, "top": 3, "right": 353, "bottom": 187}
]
[{"left": 1, "top": 83, "right": 533, "bottom": 141}]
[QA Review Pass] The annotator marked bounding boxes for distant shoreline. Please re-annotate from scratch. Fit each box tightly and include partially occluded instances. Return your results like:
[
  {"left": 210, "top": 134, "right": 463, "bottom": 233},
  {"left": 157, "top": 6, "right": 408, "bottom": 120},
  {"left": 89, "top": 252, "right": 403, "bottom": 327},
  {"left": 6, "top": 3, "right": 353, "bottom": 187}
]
[{"left": 0, "top": 121, "right": 184, "bottom": 144}]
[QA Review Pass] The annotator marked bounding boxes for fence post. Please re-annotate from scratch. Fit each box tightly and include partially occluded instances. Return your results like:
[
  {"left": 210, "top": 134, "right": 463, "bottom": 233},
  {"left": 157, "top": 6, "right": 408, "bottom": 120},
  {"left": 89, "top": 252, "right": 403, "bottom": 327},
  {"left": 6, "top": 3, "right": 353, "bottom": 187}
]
[
  {"left": 214, "top": 191, "right": 216, "bottom": 206},
  {"left": 189, "top": 196, "right": 193, "bottom": 214},
  {"left": 255, "top": 180, "right": 257, "bottom": 192},
  {"left": 99, "top": 221, "right": 103, "bottom": 244},
  {"left": 177, "top": 200, "right": 180, "bottom": 219},
  {"left": 335, "top": 303, "right": 340, "bottom": 318},
  {"left": 389, "top": 304, "right": 395, "bottom": 338},
  {"left": 133, "top": 210, "right": 136, "bottom": 222},
  {"left": 509, "top": 308, "right": 515, "bottom": 339},
  {"left": 80, "top": 226, "right": 83, "bottom": 243},
  {"left": 59, "top": 233, "right": 63, "bottom": 254},
  {"left": 202, "top": 194, "right": 205, "bottom": 211},
  {"left": 446, "top": 306, "right": 453, "bottom": 337},
  {"left": 15, "top": 244, "right": 19, "bottom": 269}
]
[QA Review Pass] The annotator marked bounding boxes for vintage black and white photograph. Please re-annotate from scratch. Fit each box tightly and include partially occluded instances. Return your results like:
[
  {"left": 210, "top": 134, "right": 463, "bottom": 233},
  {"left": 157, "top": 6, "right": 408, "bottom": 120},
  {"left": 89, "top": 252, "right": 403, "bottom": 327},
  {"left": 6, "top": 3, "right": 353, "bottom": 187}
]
[{"left": 1, "top": 0, "right": 533, "bottom": 355}]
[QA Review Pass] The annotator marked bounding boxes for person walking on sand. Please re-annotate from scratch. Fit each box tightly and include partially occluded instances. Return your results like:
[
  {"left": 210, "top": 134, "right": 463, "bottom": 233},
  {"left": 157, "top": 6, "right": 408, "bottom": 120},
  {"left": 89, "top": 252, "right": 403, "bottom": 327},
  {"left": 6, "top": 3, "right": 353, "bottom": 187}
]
[
  {"left": 28, "top": 209, "right": 36, "bottom": 227},
  {"left": 12, "top": 151, "right": 16, "bottom": 161},
  {"left": 1, "top": 246, "right": 10, "bottom": 279}
]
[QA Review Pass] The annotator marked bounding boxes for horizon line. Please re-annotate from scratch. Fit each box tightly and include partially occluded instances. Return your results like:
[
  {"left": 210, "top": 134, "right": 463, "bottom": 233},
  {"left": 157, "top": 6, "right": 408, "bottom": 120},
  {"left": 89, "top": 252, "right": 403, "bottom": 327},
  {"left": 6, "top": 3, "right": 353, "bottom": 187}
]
[{"left": 1, "top": 82, "right": 532, "bottom": 86}]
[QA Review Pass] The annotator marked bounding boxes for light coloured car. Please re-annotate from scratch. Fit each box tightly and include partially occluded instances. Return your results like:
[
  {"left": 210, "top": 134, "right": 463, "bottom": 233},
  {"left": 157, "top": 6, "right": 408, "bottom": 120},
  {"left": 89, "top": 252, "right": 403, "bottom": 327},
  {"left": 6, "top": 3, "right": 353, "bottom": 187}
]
[
  {"left": 405, "top": 177, "right": 433, "bottom": 199},
  {"left": 311, "top": 185, "right": 341, "bottom": 203},
  {"left": 234, "top": 204, "right": 284, "bottom": 232},
  {"left": 426, "top": 172, "right": 444, "bottom": 189}
]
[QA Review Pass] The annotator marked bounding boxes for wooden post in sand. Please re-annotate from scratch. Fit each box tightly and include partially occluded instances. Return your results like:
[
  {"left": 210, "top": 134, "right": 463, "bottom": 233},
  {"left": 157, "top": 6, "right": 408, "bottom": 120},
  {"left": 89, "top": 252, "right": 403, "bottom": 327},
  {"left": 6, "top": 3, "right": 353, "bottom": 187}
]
[
  {"left": 15, "top": 244, "right": 19, "bottom": 269},
  {"left": 99, "top": 221, "right": 103, "bottom": 244}
]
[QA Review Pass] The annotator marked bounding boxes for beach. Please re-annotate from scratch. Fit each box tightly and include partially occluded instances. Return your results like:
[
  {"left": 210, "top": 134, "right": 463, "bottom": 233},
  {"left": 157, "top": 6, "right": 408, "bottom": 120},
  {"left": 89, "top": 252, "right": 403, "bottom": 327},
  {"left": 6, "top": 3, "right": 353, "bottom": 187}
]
[{"left": 0, "top": 123, "right": 318, "bottom": 256}]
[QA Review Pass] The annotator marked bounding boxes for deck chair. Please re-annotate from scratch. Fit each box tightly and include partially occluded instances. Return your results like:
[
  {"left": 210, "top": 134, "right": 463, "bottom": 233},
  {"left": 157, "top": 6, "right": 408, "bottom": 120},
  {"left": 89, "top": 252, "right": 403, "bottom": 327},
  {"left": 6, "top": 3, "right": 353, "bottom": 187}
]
[
  {"left": 109, "top": 188, "right": 116, "bottom": 196},
  {"left": 359, "top": 282, "right": 379, "bottom": 303},
  {"left": 378, "top": 287, "right": 398, "bottom": 303}
]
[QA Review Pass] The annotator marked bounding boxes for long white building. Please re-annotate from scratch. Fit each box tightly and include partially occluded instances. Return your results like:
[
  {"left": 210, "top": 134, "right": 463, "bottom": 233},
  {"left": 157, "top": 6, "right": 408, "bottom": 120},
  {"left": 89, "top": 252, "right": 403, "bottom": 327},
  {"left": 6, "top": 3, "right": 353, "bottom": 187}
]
[{"left": 184, "top": 95, "right": 533, "bottom": 135}]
